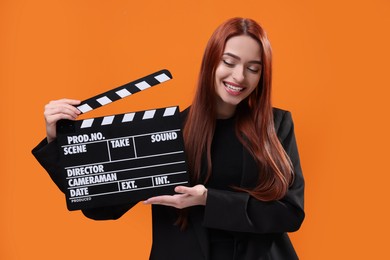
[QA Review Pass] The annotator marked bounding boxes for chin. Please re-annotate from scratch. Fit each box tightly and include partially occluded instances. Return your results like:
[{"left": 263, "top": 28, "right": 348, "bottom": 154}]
[{"left": 220, "top": 96, "right": 243, "bottom": 106}]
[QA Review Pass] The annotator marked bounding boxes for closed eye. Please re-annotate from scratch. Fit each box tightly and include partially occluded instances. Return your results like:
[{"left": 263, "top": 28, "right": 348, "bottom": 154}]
[
  {"left": 223, "top": 60, "right": 235, "bottom": 67},
  {"left": 247, "top": 66, "right": 260, "bottom": 73}
]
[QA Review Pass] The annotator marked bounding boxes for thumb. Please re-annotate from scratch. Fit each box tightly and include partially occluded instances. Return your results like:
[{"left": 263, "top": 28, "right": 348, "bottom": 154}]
[
  {"left": 174, "top": 185, "right": 191, "bottom": 194},
  {"left": 175, "top": 185, "right": 205, "bottom": 196}
]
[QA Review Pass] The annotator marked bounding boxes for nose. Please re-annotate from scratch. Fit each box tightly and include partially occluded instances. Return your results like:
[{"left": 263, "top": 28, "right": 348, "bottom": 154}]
[{"left": 232, "top": 66, "right": 245, "bottom": 83}]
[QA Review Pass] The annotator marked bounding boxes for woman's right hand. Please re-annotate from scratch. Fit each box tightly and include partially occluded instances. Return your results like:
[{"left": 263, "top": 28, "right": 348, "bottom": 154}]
[{"left": 44, "top": 98, "right": 81, "bottom": 143}]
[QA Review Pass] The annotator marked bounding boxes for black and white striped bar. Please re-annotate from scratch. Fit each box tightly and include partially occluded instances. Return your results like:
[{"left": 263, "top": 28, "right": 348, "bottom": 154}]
[
  {"left": 76, "top": 69, "right": 172, "bottom": 114},
  {"left": 78, "top": 106, "right": 178, "bottom": 129}
]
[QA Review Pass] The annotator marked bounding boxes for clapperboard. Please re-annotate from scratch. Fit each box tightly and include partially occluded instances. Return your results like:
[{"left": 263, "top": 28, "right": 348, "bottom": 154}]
[{"left": 56, "top": 69, "right": 189, "bottom": 211}]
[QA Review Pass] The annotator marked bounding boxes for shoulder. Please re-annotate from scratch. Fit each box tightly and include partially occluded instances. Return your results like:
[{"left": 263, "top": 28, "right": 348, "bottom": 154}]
[{"left": 272, "top": 107, "right": 294, "bottom": 140}]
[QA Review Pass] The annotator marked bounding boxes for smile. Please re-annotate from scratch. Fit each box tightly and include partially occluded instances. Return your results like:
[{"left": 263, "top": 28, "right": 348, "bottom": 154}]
[{"left": 223, "top": 82, "right": 245, "bottom": 95}]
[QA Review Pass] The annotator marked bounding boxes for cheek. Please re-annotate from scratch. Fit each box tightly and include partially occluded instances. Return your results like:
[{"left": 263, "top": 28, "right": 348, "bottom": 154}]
[
  {"left": 249, "top": 74, "right": 261, "bottom": 89},
  {"left": 214, "top": 65, "right": 229, "bottom": 82},
  {"left": 245, "top": 75, "right": 261, "bottom": 95}
]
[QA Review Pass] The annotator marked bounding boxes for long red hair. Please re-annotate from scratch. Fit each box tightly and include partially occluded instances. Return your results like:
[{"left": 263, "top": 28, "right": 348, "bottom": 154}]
[
  {"left": 179, "top": 17, "right": 293, "bottom": 227},
  {"left": 184, "top": 17, "right": 293, "bottom": 198}
]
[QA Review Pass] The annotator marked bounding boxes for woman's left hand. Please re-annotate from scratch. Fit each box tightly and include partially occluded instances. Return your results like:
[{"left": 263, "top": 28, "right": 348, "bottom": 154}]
[{"left": 143, "top": 185, "right": 207, "bottom": 209}]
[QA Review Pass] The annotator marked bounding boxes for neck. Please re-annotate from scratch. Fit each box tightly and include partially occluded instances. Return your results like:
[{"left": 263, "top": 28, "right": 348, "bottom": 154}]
[{"left": 216, "top": 99, "right": 236, "bottom": 119}]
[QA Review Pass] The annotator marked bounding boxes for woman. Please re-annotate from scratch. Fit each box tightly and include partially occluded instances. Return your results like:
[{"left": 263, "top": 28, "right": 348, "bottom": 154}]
[{"left": 33, "top": 17, "right": 304, "bottom": 259}]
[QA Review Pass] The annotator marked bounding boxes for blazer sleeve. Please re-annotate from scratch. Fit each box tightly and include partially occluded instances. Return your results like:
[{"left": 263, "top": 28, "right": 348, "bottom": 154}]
[
  {"left": 202, "top": 110, "right": 305, "bottom": 233},
  {"left": 31, "top": 138, "right": 135, "bottom": 220}
]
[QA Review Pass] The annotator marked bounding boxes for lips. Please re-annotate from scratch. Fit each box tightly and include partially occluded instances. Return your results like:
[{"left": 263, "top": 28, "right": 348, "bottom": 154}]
[{"left": 223, "top": 81, "right": 245, "bottom": 96}]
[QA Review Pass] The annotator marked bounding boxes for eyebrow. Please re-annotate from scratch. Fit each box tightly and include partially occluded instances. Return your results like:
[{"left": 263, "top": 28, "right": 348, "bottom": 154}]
[{"left": 223, "top": 52, "right": 262, "bottom": 65}]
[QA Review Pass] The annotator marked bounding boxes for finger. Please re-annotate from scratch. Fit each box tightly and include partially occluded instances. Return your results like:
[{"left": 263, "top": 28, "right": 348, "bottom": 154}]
[
  {"left": 45, "top": 105, "right": 80, "bottom": 120},
  {"left": 45, "top": 112, "right": 78, "bottom": 125},
  {"left": 144, "top": 195, "right": 178, "bottom": 204},
  {"left": 47, "top": 104, "right": 80, "bottom": 115},
  {"left": 174, "top": 186, "right": 193, "bottom": 194},
  {"left": 53, "top": 98, "right": 81, "bottom": 106},
  {"left": 143, "top": 194, "right": 188, "bottom": 206},
  {"left": 46, "top": 113, "right": 78, "bottom": 124},
  {"left": 46, "top": 99, "right": 82, "bottom": 114}
]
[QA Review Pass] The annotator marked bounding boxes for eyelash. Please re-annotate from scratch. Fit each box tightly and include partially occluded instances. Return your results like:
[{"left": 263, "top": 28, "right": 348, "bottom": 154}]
[
  {"left": 223, "top": 60, "right": 234, "bottom": 67},
  {"left": 248, "top": 67, "right": 260, "bottom": 73},
  {"left": 222, "top": 60, "right": 260, "bottom": 73}
]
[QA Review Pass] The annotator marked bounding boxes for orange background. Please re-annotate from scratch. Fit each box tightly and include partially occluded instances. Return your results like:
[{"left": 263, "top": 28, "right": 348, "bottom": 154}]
[{"left": 1, "top": 0, "right": 389, "bottom": 259}]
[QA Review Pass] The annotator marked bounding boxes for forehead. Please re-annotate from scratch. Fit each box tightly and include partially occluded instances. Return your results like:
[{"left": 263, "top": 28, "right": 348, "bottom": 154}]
[{"left": 224, "top": 35, "right": 262, "bottom": 61}]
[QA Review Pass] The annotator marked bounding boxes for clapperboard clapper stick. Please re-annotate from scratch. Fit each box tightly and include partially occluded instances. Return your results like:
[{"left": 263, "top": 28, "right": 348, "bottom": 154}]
[{"left": 56, "top": 69, "right": 189, "bottom": 211}]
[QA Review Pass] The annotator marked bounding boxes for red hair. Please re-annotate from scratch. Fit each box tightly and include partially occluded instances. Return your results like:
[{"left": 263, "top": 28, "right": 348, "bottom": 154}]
[{"left": 179, "top": 17, "right": 293, "bottom": 226}]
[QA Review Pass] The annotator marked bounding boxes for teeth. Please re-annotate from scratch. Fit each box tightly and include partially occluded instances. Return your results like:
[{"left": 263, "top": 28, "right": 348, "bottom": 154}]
[{"left": 224, "top": 83, "right": 243, "bottom": 91}]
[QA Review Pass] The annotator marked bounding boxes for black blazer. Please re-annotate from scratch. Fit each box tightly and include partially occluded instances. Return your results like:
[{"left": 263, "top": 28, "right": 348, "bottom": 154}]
[{"left": 32, "top": 108, "right": 304, "bottom": 260}]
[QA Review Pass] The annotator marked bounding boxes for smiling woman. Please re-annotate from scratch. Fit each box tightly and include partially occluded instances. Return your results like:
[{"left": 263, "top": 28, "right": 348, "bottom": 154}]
[{"left": 32, "top": 17, "right": 304, "bottom": 260}]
